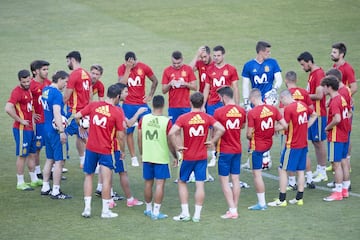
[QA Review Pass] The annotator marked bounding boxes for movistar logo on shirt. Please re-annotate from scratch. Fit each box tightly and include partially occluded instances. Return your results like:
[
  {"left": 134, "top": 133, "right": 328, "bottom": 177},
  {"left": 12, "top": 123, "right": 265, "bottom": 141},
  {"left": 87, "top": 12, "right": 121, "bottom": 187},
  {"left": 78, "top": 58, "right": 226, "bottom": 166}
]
[
  {"left": 226, "top": 107, "right": 242, "bottom": 117},
  {"left": 188, "top": 114, "right": 205, "bottom": 124},
  {"left": 260, "top": 106, "right": 273, "bottom": 118},
  {"left": 145, "top": 130, "right": 158, "bottom": 140}
]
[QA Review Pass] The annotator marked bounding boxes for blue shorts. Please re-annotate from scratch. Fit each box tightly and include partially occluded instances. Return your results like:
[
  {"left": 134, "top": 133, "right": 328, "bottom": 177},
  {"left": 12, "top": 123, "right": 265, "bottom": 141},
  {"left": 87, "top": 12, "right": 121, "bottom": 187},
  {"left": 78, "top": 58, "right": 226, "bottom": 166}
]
[
  {"left": 83, "top": 149, "right": 114, "bottom": 174},
  {"left": 44, "top": 131, "right": 66, "bottom": 161},
  {"left": 122, "top": 103, "right": 151, "bottom": 134},
  {"left": 280, "top": 147, "right": 307, "bottom": 171},
  {"left": 12, "top": 128, "right": 36, "bottom": 157},
  {"left": 308, "top": 116, "right": 326, "bottom": 142},
  {"left": 65, "top": 118, "right": 79, "bottom": 136},
  {"left": 143, "top": 162, "right": 170, "bottom": 180},
  {"left": 218, "top": 153, "right": 241, "bottom": 176},
  {"left": 179, "top": 159, "right": 207, "bottom": 182},
  {"left": 206, "top": 101, "right": 223, "bottom": 116},
  {"left": 168, "top": 107, "right": 191, "bottom": 124},
  {"left": 251, "top": 150, "right": 267, "bottom": 170},
  {"left": 328, "top": 142, "right": 349, "bottom": 163},
  {"left": 113, "top": 150, "right": 127, "bottom": 173},
  {"left": 35, "top": 123, "right": 45, "bottom": 150}
]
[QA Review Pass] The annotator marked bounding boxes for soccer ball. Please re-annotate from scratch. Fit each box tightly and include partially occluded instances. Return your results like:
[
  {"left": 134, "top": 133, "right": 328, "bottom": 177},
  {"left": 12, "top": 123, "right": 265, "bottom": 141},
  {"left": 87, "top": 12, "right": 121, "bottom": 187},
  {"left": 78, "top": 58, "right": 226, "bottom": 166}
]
[
  {"left": 262, "top": 156, "right": 272, "bottom": 170},
  {"left": 79, "top": 115, "right": 90, "bottom": 129},
  {"left": 52, "top": 115, "right": 68, "bottom": 130}
]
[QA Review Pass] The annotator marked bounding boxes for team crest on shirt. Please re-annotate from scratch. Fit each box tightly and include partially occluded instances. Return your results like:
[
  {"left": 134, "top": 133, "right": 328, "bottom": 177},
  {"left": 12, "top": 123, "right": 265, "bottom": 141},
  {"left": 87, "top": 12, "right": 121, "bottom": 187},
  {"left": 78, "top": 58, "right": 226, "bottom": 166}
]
[
  {"left": 293, "top": 90, "right": 304, "bottom": 100},
  {"left": 81, "top": 70, "right": 88, "bottom": 80},
  {"left": 260, "top": 106, "right": 273, "bottom": 118},
  {"left": 226, "top": 107, "right": 242, "bottom": 117},
  {"left": 37, "top": 89, "right": 41, "bottom": 93},
  {"left": 201, "top": 67, "right": 205, "bottom": 70},
  {"left": 223, "top": 70, "right": 229, "bottom": 76},
  {"left": 188, "top": 114, "right": 205, "bottom": 124},
  {"left": 264, "top": 66, "right": 270, "bottom": 72},
  {"left": 95, "top": 105, "right": 111, "bottom": 117},
  {"left": 296, "top": 103, "right": 307, "bottom": 113},
  {"left": 181, "top": 71, "right": 187, "bottom": 77},
  {"left": 137, "top": 69, "right": 143, "bottom": 76}
]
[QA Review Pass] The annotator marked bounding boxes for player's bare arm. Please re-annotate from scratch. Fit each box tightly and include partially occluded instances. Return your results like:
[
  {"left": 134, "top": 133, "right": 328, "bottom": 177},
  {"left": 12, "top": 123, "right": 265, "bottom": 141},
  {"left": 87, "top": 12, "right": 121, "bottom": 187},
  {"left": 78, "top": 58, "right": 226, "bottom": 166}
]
[
  {"left": 231, "top": 80, "right": 239, "bottom": 105},
  {"left": 189, "top": 46, "right": 205, "bottom": 71},
  {"left": 63, "top": 88, "right": 74, "bottom": 103},
  {"left": 309, "top": 85, "right": 324, "bottom": 100},
  {"left": 307, "top": 111, "right": 318, "bottom": 128},
  {"left": 5, "top": 102, "right": 29, "bottom": 126},
  {"left": 324, "top": 113, "right": 341, "bottom": 131},
  {"left": 126, "top": 107, "right": 147, "bottom": 127},
  {"left": 246, "top": 127, "right": 254, "bottom": 140},
  {"left": 349, "top": 81, "right": 357, "bottom": 96},
  {"left": 205, "top": 121, "right": 225, "bottom": 147},
  {"left": 202, "top": 83, "right": 210, "bottom": 109},
  {"left": 53, "top": 104, "right": 67, "bottom": 144},
  {"left": 182, "top": 80, "right": 197, "bottom": 91},
  {"left": 118, "top": 58, "right": 135, "bottom": 83},
  {"left": 144, "top": 75, "right": 158, "bottom": 102}
]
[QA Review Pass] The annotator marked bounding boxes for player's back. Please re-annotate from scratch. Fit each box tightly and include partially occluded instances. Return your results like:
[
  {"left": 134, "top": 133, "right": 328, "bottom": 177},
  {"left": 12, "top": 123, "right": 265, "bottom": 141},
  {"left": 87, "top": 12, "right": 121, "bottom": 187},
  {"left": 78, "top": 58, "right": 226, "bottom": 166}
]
[{"left": 67, "top": 68, "right": 91, "bottom": 113}]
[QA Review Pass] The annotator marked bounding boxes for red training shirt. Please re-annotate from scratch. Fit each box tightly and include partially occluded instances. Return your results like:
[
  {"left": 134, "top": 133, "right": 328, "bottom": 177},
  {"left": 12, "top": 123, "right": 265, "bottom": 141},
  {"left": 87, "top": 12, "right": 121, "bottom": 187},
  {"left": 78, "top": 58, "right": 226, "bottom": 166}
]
[
  {"left": 67, "top": 68, "right": 92, "bottom": 114},
  {"left": 7, "top": 86, "right": 34, "bottom": 130},
  {"left": 30, "top": 78, "right": 51, "bottom": 124}
]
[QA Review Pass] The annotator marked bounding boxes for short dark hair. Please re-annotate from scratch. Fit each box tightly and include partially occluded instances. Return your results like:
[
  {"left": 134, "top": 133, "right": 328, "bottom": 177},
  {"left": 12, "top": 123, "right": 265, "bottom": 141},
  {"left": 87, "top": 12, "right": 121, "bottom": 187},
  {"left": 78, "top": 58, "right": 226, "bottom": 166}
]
[
  {"left": 190, "top": 92, "right": 204, "bottom": 108},
  {"left": 332, "top": 42, "right": 347, "bottom": 57},
  {"left": 125, "top": 51, "right": 136, "bottom": 61},
  {"left": 18, "top": 69, "right": 30, "bottom": 80},
  {"left": 256, "top": 41, "right": 271, "bottom": 53},
  {"left": 30, "top": 60, "right": 40, "bottom": 77},
  {"left": 34, "top": 60, "right": 50, "bottom": 70},
  {"left": 297, "top": 51, "right": 314, "bottom": 63},
  {"left": 321, "top": 76, "right": 339, "bottom": 91},
  {"left": 152, "top": 95, "right": 165, "bottom": 109},
  {"left": 326, "top": 68, "right": 342, "bottom": 82},
  {"left": 107, "top": 84, "right": 121, "bottom": 98},
  {"left": 172, "top": 51, "right": 182, "bottom": 60},
  {"left": 285, "top": 71, "right": 297, "bottom": 82},
  {"left": 115, "top": 82, "right": 128, "bottom": 96},
  {"left": 52, "top": 70, "right": 69, "bottom": 83},
  {"left": 217, "top": 86, "right": 233, "bottom": 98},
  {"left": 66, "top": 51, "right": 81, "bottom": 63},
  {"left": 90, "top": 64, "right": 104, "bottom": 74},
  {"left": 204, "top": 46, "right": 211, "bottom": 54},
  {"left": 213, "top": 45, "right": 225, "bottom": 54}
]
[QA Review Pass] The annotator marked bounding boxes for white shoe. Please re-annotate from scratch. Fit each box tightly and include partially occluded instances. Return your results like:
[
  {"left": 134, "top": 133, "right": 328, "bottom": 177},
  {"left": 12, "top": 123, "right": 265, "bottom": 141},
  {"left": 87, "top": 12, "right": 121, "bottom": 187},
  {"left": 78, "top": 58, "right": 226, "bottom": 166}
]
[
  {"left": 241, "top": 159, "right": 250, "bottom": 169},
  {"left": 208, "top": 156, "right": 216, "bottom": 167},
  {"left": 312, "top": 173, "right": 328, "bottom": 183},
  {"left": 327, "top": 181, "right": 335, "bottom": 188},
  {"left": 82, "top": 208, "right": 91, "bottom": 218},
  {"left": 131, "top": 157, "right": 139, "bottom": 167},
  {"left": 188, "top": 172, "right": 195, "bottom": 183},
  {"left": 205, "top": 174, "right": 214, "bottom": 182},
  {"left": 62, "top": 168, "right": 68, "bottom": 173},
  {"left": 101, "top": 210, "right": 118, "bottom": 218}
]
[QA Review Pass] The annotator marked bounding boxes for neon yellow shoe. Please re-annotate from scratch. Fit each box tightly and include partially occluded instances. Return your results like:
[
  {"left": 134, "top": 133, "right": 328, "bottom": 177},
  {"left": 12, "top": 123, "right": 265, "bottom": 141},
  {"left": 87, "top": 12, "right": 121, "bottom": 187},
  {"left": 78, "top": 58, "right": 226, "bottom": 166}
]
[
  {"left": 325, "top": 165, "right": 333, "bottom": 172},
  {"left": 17, "top": 183, "right": 34, "bottom": 191},
  {"left": 30, "top": 179, "right": 43, "bottom": 187},
  {"left": 289, "top": 198, "right": 303, "bottom": 206},
  {"left": 268, "top": 199, "right": 287, "bottom": 207}
]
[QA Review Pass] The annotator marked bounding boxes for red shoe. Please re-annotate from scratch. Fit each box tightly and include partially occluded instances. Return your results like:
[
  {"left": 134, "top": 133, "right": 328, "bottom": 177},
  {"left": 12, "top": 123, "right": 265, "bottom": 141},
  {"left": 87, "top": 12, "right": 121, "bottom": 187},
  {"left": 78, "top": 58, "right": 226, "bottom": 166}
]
[
  {"left": 342, "top": 188, "right": 349, "bottom": 198},
  {"left": 323, "top": 191, "right": 343, "bottom": 201}
]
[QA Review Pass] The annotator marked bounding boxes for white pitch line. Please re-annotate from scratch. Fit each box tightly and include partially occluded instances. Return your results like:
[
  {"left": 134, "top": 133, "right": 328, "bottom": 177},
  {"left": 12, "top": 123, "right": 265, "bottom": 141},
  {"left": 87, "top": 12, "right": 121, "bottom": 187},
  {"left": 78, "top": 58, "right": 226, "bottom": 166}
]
[{"left": 243, "top": 169, "right": 360, "bottom": 198}]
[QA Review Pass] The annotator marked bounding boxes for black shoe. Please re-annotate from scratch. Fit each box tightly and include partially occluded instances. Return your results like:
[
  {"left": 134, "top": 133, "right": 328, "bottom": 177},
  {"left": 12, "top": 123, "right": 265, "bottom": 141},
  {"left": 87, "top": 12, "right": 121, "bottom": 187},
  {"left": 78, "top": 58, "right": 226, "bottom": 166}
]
[
  {"left": 41, "top": 189, "right": 52, "bottom": 196},
  {"left": 95, "top": 190, "right": 102, "bottom": 197},
  {"left": 37, "top": 173, "right": 43, "bottom": 179},
  {"left": 349, "top": 185, "right": 352, "bottom": 191},
  {"left": 112, "top": 192, "right": 125, "bottom": 201},
  {"left": 50, "top": 191, "right": 72, "bottom": 199},
  {"left": 306, "top": 182, "right": 316, "bottom": 189}
]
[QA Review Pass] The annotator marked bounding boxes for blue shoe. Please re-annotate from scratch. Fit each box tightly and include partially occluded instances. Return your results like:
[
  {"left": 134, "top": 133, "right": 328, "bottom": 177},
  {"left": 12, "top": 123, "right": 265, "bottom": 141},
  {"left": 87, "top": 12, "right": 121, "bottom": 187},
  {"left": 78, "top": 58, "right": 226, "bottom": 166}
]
[
  {"left": 151, "top": 212, "right": 168, "bottom": 220},
  {"left": 248, "top": 203, "right": 267, "bottom": 210},
  {"left": 144, "top": 210, "right": 152, "bottom": 217}
]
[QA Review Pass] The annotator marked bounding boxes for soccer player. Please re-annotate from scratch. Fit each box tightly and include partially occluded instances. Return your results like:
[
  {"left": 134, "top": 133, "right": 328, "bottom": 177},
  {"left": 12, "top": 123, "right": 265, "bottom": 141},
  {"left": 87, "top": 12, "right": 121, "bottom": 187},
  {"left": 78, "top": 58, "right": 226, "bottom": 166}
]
[
  {"left": 321, "top": 76, "right": 351, "bottom": 201},
  {"left": 76, "top": 84, "right": 126, "bottom": 218},
  {"left": 246, "top": 88, "right": 286, "bottom": 210},
  {"left": 5, "top": 70, "right": 42, "bottom": 190},
  {"left": 214, "top": 86, "right": 246, "bottom": 219},
  {"left": 242, "top": 41, "right": 282, "bottom": 168},
  {"left": 297, "top": 51, "right": 328, "bottom": 183},
  {"left": 118, "top": 51, "right": 158, "bottom": 167},
  {"left": 40, "top": 71, "right": 71, "bottom": 199},
  {"left": 90, "top": 64, "right": 105, "bottom": 101},
  {"left": 169, "top": 92, "right": 225, "bottom": 222},
  {"left": 162, "top": 50, "right": 197, "bottom": 123},
  {"left": 281, "top": 71, "right": 315, "bottom": 189},
  {"left": 30, "top": 60, "right": 51, "bottom": 178},
  {"left": 63, "top": 51, "right": 92, "bottom": 168},
  {"left": 139, "top": 95, "right": 176, "bottom": 220},
  {"left": 189, "top": 46, "right": 214, "bottom": 93},
  {"left": 331, "top": 42, "right": 357, "bottom": 96},
  {"left": 268, "top": 89, "right": 317, "bottom": 207},
  {"left": 202, "top": 45, "right": 239, "bottom": 166}
]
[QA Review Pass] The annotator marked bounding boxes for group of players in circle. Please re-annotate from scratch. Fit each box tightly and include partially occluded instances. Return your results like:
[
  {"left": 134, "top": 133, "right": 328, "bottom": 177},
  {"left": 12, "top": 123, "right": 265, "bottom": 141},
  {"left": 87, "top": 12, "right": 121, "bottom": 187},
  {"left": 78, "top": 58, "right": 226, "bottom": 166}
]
[{"left": 5, "top": 40, "right": 356, "bottom": 221}]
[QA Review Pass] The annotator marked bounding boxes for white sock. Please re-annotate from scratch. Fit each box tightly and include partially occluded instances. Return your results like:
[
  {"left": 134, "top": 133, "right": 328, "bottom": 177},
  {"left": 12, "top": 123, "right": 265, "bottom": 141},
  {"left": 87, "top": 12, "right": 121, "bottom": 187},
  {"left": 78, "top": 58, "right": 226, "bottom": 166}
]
[
  {"left": 17, "top": 174, "right": 25, "bottom": 185},
  {"left": 41, "top": 182, "right": 50, "bottom": 192},
  {"left": 29, "top": 172, "right": 38, "bottom": 182},
  {"left": 229, "top": 207, "right": 237, "bottom": 214},
  {"left": 211, "top": 150, "right": 216, "bottom": 158},
  {"left": 80, "top": 156, "right": 85, "bottom": 166},
  {"left": 306, "top": 171, "right": 313, "bottom": 183},
  {"left": 335, "top": 183, "right": 342, "bottom": 193},
  {"left": 102, "top": 199, "right": 111, "bottom": 213},
  {"left": 84, "top": 196, "right": 92, "bottom": 209},
  {"left": 52, "top": 185, "right": 60, "bottom": 195},
  {"left": 257, "top": 192, "right": 266, "bottom": 207},
  {"left": 131, "top": 156, "right": 138, "bottom": 161},
  {"left": 320, "top": 166, "right": 326, "bottom": 175},
  {"left": 343, "top": 181, "right": 351, "bottom": 189},
  {"left": 193, "top": 205, "right": 202, "bottom": 219},
  {"left": 288, "top": 176, "right": 296, "bottom": 186},
  {"left": 316, "top": 165, "right": 321, "bottom": 173},
  {"left": 110, "top": 188, "right": 114, "bottom": 196},
  {"left": 35, "top": 165, "right": 41, "bottom": 174},
  {"left": 153, "top": 203, "right": 161, "bottom": 216},
  {"left": 96, "top": 184, "right": 103, "bottom": 192},
  {"left": 127, "top": 197, "right": 134, "bottom": 203},
  {"left": 145, "top": 202, "right": 152, "bottom": 212},
  {"left": 181, "top": 204, "right": 190, "bottom": 216}
]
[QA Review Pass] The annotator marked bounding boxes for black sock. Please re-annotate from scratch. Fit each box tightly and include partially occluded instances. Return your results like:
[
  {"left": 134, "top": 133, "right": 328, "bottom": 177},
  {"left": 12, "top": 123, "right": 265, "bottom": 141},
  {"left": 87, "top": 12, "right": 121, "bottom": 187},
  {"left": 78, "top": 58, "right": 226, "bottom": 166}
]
[
  {"left": 296, "top": 191, "right": 303, "bottom": 200},
  {"left": 279, "top": 192, "right": 286, "bottom": 202}
]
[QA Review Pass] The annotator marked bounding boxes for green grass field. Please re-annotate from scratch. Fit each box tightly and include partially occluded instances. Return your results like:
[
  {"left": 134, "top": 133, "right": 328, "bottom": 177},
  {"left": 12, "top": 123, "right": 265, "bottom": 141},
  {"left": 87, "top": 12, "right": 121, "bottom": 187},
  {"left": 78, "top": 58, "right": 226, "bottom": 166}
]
[{"left": 1, "top": 0, "right": 360, "bottom": 239}]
